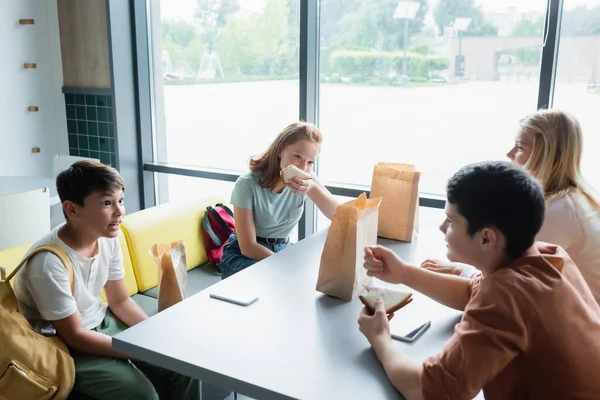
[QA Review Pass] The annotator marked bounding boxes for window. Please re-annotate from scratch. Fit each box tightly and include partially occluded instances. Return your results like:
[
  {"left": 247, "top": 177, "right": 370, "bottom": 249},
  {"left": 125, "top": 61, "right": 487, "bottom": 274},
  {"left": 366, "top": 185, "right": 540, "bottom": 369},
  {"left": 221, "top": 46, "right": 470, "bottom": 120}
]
[
  {"left": 552, "top": 0, "right": 600, "bottom": 191},
  {"left": 155, "top": 174, "right": 235, "bottom": 206},
  {"left": 318, "top": 1, "right": 548, "bottom": 196},
  {"left": 140, "top": 1, "right": 596, "bottom": 237},
  {"left": 151, "top": 0, "right": 300, "bottom": 177}
]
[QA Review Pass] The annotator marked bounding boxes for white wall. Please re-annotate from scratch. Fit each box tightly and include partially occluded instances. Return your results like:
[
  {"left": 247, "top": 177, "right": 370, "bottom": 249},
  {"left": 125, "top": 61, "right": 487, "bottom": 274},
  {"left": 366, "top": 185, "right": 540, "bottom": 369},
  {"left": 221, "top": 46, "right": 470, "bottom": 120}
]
[{"left": 0, "top": 0, "right": 68, "bottom": 178}]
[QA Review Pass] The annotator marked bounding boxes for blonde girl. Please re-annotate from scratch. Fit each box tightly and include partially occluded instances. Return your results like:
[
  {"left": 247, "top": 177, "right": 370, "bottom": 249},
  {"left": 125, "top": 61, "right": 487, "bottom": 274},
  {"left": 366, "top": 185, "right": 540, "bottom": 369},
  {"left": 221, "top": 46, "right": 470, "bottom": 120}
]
[{"left": 424, "top": 109, "right": 600, "bottom": 303}]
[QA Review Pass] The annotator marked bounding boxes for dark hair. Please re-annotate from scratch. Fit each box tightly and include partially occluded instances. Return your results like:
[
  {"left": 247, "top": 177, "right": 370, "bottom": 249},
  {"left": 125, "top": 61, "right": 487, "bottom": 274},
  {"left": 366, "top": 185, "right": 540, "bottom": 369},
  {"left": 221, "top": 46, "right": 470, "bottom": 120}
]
[
  {"left": 446, "top": 161, "right": 545, "bottom": 260},
  {"left": 57, "top": 161, "right": 125, "bottom": 217}
]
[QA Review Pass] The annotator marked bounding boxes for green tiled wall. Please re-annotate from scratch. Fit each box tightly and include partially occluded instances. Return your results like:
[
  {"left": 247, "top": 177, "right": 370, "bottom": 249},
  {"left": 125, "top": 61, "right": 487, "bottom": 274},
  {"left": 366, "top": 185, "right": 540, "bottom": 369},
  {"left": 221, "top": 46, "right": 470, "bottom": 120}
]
[{"left": 65, "top": 93, "right": 117, "bottom": 167}]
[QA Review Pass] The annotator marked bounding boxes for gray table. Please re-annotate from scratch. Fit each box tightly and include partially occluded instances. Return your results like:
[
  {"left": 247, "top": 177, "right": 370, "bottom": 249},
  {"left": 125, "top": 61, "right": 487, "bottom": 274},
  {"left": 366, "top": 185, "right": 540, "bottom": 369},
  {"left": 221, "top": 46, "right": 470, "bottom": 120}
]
[
  {"left": 0, "top": 176, "right": 59, "bottom": 205},
  {"left": 113, "top": 208, "right": 463, "bottom": 400}
]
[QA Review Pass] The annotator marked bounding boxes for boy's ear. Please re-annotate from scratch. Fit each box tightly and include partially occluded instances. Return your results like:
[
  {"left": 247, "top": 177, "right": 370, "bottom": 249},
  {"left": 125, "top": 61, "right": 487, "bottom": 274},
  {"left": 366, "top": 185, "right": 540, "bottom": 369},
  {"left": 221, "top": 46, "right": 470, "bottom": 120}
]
[
  {"left": 62, "top": 200, "right": 80, "bottom": 219},
  {"left": 480, "top": 227, "right": 498, "bottom": 250}
]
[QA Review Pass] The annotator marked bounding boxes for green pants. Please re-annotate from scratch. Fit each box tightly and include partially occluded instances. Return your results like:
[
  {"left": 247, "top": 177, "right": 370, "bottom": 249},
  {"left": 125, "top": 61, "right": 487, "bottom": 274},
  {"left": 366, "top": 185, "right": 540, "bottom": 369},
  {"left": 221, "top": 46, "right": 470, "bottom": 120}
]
[{"left": 69, "top": 310, "right": 201, "bottom": 400}]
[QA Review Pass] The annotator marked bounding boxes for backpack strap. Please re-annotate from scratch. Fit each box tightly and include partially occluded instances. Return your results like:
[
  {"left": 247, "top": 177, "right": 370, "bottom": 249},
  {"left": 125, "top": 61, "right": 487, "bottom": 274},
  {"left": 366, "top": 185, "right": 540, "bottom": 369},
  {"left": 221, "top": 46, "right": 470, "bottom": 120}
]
[
  {"left": 202, "top": 214, "right": 223, "bottom": 247},
  {"left": 216, "top": 203, "right": 234, "bottom": 218},
  {"left": 0, "top": 245, "right": 75, "bottom": 294}
]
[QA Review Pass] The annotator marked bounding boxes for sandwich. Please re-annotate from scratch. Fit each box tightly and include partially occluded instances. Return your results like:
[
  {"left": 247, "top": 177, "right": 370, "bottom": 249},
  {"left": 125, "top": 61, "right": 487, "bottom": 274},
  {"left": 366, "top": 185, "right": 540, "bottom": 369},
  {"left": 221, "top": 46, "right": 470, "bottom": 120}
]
[
  {"left": 280, "top": 164, "right": 312, "bottom": 184},
  {"left": 359, "top": 286, "right": 413, "bottom": 314}
]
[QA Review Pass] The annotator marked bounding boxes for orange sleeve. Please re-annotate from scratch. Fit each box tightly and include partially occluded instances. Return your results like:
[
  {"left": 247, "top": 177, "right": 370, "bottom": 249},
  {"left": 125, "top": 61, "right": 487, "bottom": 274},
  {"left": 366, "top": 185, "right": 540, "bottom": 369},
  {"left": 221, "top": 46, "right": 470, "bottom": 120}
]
[
  {"left": 420, "top": 278, "right": 531, "bottom": 400},
  {"left": 467, "top": 274, "right": 483, "bottom": 298}
]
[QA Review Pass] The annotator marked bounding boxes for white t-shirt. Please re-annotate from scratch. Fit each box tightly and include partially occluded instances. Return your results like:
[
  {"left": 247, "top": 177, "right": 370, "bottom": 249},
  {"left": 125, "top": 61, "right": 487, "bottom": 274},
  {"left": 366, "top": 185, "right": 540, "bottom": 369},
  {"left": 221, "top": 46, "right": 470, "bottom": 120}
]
[
  {"left": 13, "top": 225, "right": 125, "bottom": 330},
  {"left": 537, "top": 191, "right": 600, "bottom": 303}
]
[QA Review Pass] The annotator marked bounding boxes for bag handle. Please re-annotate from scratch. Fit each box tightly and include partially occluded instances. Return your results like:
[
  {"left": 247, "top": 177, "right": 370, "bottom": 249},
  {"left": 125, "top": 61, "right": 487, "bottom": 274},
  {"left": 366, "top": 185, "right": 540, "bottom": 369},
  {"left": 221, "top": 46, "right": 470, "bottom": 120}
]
[
  {"left": 0, "top": 245, "right": 75, "bottom": 294},
  {"left": 216, "top": 203, "right": 234, "bottom": 218},
  {"left": 201, "top": 214, "right": 223, "bottom": 247}
]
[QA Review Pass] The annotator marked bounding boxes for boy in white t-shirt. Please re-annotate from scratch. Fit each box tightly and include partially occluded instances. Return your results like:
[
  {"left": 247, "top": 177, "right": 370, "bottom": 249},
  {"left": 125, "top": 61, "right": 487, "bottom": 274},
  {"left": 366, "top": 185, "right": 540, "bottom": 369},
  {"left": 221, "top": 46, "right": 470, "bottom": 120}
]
[{"left": 13, "top": 161, "right": 200, "bottom": 399}]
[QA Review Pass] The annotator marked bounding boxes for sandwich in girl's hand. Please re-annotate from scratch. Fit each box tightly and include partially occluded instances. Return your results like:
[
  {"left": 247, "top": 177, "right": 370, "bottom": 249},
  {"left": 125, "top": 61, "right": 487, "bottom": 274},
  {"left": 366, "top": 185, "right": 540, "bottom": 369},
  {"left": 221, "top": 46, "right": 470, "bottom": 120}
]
[
  {"left": 280, "top": 164, "right": 312, "bottom": 184},
  {"left": 359, "top": 286, "right": 413, "bottom": 314}
]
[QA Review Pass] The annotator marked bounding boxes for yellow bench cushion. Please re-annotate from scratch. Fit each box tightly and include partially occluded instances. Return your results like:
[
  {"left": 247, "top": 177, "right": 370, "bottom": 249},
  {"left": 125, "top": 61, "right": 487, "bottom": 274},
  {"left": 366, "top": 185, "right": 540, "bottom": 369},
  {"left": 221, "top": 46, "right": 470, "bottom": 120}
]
[
  {"left": 120, "top": 197, "right": 224, "bottom": 292},
  {"left": 118, "top": 230, "right": 139, "bottom": 296},
  {"left": 0, "top": 243, "right": 32, "bottom": 285},
  {"left": 100, "top": 230, "right": 139, "bottom": 301}
]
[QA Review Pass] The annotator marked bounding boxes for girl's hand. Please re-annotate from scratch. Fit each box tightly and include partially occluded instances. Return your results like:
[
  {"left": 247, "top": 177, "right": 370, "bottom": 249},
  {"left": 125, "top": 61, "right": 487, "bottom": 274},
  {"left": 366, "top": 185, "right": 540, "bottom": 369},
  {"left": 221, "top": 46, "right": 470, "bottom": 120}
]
[
  {"left": 420, "top": 259, "right": 480, "bottom": 278},
  {"left": 420, "top": 259, "right": 464, "bottom": 276},
  {"left": 287, "top": 177, "right": 312, "bottom": 195}
]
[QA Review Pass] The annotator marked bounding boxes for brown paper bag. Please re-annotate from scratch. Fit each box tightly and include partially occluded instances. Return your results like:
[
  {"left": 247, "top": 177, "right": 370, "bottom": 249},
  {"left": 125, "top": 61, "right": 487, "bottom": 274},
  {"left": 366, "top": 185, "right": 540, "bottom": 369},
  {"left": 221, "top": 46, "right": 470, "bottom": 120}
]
[
  {"left": 369, "top": 162, "right": 420, "bottom": 242},
  {"left": 316, "top": 193, "right": 382, "bottom": 301},
  {"left": 149, "top": 241, "right": 188, "bottom": 312}
]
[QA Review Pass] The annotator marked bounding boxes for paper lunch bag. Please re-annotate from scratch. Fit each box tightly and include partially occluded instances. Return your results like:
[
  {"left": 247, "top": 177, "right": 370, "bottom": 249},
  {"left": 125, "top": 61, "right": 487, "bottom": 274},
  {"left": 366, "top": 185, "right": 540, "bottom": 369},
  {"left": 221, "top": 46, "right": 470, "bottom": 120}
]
[
  {"left": 316, "top": 193, "right": 382, "bottom": 301},
  {"left": 370, "top": 162, "right": 420, "bottom": 242},
  {"left": 150, "top": 241, "right": 188, "bottom": 312}
]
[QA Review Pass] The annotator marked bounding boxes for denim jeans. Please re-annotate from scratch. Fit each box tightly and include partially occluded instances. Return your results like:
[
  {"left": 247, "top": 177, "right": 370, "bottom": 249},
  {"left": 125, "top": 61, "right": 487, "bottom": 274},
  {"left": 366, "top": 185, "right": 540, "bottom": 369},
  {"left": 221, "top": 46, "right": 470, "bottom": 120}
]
[{"left": 220, "top": 233, "right": 291, "bottom": 279}]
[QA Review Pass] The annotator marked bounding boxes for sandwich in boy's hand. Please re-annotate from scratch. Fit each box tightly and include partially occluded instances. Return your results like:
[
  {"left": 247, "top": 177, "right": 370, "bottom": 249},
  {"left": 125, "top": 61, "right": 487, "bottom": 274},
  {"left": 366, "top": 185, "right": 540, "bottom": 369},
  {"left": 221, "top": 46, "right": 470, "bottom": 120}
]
[
  {"left": 359, "top": 286, "right": 413, "bottom": 314},
  {"left": 280, "top": 164, "right": 312, "bottom": 184}
]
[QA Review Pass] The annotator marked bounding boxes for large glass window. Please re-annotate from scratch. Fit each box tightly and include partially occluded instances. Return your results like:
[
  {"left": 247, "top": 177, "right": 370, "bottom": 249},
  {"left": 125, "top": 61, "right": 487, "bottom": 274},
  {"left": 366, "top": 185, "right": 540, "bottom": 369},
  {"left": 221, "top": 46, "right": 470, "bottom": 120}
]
[
  {"left": 144, "top": 1, "right": 598, "bottom": 237},
  {"left": 155, "top": 174, "right": 235, "bottom": 206},
  {"left": 552, "top": 0, "right": 600, "bottom": 191},
  {"left": 152, "top": 0, "right": 300, "bottom": 178},
  {"left": 318, "top": 0, "right": 548, "bottom": 196}
]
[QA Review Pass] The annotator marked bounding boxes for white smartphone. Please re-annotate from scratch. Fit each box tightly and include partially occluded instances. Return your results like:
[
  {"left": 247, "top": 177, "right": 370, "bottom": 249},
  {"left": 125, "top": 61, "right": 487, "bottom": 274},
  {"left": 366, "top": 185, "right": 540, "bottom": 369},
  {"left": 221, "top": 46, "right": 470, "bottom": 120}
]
[
  {"left": 209, "top": 289, "right": 259, "bottom": 307},
  {"left": 391, "top": 320, "right": 431, "bottom": 343}
]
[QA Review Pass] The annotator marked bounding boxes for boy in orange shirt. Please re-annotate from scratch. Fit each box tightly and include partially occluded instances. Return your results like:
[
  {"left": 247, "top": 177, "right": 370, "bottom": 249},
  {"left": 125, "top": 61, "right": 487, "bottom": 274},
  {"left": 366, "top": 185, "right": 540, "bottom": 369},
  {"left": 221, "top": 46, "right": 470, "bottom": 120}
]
[{"left": 359, "top": 161, "right": 600, "bottom": 400}]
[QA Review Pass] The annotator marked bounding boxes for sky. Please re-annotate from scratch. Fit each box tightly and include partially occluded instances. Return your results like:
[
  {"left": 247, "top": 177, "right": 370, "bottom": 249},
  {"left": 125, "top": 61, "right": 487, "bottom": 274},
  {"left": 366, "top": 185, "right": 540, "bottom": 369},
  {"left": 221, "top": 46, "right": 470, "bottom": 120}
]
[{"left": 159, "top": 0, "right": 600, "bottom": 23}]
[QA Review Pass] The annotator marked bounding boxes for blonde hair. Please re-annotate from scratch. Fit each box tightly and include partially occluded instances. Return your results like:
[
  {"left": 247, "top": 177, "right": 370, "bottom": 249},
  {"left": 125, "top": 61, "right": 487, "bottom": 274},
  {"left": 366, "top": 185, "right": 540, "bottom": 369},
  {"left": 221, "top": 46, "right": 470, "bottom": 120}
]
[
  {"left": 519, "top": 109, "right": 600, "bottom": 209},
  {"left": 249, "top": 122, "right": 322, "bottom": 190}
]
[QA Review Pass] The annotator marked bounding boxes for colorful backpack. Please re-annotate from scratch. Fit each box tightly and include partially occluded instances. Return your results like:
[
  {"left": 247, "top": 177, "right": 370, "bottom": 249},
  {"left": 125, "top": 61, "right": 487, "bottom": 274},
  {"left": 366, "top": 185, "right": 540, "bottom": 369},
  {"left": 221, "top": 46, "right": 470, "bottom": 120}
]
[{"left": 201, "top": 203, "right": 235, "bottom": 271}]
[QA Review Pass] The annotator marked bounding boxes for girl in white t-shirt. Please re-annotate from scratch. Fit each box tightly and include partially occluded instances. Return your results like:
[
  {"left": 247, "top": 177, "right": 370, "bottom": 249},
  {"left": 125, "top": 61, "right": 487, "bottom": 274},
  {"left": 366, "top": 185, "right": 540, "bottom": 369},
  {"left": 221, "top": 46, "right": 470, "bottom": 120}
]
[{"left": 424, "top": 109, "right": 600, "bottom": 303}]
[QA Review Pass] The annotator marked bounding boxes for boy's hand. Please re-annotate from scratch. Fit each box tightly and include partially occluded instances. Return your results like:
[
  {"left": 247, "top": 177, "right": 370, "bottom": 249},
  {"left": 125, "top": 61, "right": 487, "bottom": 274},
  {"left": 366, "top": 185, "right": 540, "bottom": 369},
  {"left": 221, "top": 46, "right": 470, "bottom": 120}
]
[
  {"left": 358, "top": 299, "right": 394, "bottom": 345},
  {"left": 364, "top": 245, "right": 411, "bottom": 284},
  {"left": 287, "top": 177, "right": 312, "bottom": 195}
]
